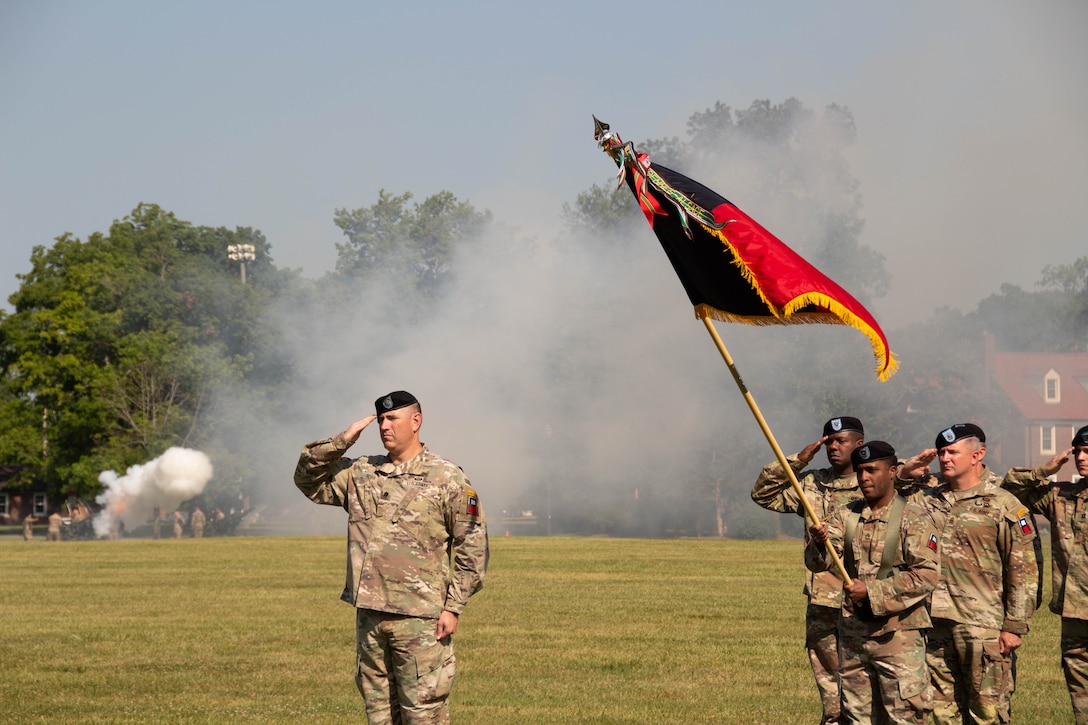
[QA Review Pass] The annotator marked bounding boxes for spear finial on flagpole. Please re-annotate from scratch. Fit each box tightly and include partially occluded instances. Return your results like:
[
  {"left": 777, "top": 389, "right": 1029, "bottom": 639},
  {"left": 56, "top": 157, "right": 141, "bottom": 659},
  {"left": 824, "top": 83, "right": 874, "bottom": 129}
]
[{"left": 592, "top": 115, "right": 610, "bottom": 141}]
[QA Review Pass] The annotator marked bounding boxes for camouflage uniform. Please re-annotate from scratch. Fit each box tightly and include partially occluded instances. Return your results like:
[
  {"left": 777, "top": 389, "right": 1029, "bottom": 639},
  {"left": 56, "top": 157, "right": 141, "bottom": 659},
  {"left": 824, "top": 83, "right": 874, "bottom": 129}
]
[
  {"left": 753, "top": 455, "right": 862, "bottom": 723},
  {"left": 898, "top": 468, "right": 1037, "bottom": 725},
  {"left": 1003, "top": 466, "right": 1088, "bottom": 724},
  {"left": 806, "top": 495, "right": 940, "bottom": 724},
  {"left": 295, "top": 433, "right": 488, "bottom": 725},
  {"left": 47, "top": 512, "right": 63, "bottom": 541},
  {"left": 190, "top": 508, "right": 206, "bottom": 538}
]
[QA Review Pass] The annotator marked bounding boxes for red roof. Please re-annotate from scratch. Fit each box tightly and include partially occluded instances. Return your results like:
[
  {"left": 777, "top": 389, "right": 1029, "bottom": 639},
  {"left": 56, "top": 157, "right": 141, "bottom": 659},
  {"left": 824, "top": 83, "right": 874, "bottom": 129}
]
[{"left": 990, "top": 351, "right": 1088, "bottom": 422}]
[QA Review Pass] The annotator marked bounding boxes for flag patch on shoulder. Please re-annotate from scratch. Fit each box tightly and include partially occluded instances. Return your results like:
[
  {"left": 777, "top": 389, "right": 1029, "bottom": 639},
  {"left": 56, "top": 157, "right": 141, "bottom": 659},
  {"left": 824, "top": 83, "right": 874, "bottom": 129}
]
[
  {"left": 463, "top": 487, "right": 480, "bottom": 517},
  {"left": 1018, "top": 514, "right": 1032, "bottom": 535},
  {"left": 927, "top": 533, "right": 938, "bottom": 551}
]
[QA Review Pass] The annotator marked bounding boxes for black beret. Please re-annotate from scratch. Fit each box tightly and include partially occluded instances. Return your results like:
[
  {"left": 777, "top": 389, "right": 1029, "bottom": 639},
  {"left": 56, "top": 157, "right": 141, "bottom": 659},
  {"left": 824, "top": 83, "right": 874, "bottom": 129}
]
[
  {"left": 824, "top": 416, "right": 864, "bottom": 437},
  {"left": 374, "top": 391, "right": 420, "bottom": 416},
  {"left": 851, "top": 440, "right": 896, "bottom": 467},
  {"left": 935, "top": 423, "right": 986, "bottom": 450},
  {"left": 1074, "top": 425, "right": 1088, "bottom": 448}
]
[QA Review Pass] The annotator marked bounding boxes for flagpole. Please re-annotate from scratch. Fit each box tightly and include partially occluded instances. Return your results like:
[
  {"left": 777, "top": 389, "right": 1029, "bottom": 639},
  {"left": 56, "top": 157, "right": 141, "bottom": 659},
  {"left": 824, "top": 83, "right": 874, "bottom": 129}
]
[{"left": 701, "top": 315, "right": 853, "bottom": 585}]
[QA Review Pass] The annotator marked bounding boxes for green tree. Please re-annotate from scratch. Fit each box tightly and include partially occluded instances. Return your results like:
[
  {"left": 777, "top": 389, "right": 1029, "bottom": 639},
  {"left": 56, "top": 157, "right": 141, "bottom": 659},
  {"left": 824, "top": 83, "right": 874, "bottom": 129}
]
[
  {"left": 0, "top": 204, "right": 291, "bottom": 499},
  {"left": 874, "top": 255, "right": 1088, "bottom": 469},
  {"left": 560, "top": 182, "right": 641, "bottom": 241},
  {"left": 333, "top": 189, "right": 492, "bottom": 301}
]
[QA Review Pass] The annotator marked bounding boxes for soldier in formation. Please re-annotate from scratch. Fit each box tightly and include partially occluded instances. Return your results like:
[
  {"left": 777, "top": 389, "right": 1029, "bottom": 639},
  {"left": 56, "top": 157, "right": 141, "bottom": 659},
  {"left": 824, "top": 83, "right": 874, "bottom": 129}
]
[
  {"left": 764, "top": 420, "right": 1055, "bottom": 724},
  {"left": 294, "top": 390, "right": 488, "bottom": 724},
  {"left": 752, "top": 416, "right": 865, "bottom": 724},
  {"left": 893, "top": 424, "right": 1038, "bottom": 724},
  {"left": 1002, "top": 424, "right": 1088, "bottom": 724},
  {"left": 806, "top": 441, "right": 941, "bottom": 724}
]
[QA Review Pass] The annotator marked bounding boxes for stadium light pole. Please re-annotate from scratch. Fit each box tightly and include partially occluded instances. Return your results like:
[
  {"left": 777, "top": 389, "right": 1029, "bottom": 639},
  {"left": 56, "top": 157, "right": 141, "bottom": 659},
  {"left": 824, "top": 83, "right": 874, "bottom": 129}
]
[
  {"left": 543, "top": 424, "right": 553, "bottom": 536},
  {"left": 227, "top": 244, "right": 256, "bottom": 285}
]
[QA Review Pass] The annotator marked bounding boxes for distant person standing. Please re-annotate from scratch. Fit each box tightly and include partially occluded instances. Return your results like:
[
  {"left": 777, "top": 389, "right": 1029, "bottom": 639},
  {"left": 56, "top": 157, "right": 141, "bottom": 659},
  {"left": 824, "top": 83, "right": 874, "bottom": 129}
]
[
  {"left": 752, "top": 416, "right": 865, "bottom": 725},
  {"left": 1003, "top": 425, "right": 1088, "bottom": 724},
  {"left": 173, "top": 510, "right": 184, "bottom": 539},
  {"left": 190, "top": 507, "right": 206, "bottom": 538},
  {"left": 22, "top": 514, "right": 36, "bottom": 541},
  {"left": 47, "top": 511, "right": 63, "bottom": 542},
  {"left": 294, "top": 391, "right": 489, "bottom": 724}
]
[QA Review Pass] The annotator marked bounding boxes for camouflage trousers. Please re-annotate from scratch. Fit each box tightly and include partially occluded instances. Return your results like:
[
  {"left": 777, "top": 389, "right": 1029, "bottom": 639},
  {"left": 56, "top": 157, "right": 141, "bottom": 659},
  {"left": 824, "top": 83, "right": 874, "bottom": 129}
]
[
  {"left": 926, "top": 620, "right": 1011, "bottom": 725},
  {"left": 355, "top": 608, "right": 456, "bottom": 725},
  {"left": 807, "top": 603, "right": 842, "bottom": 724},
  {"left": 837, "top": 629, "right": 931, "bottom": 724},
  {"left": 1062, "top": 617, "right": 1088, "bottom": 725}
]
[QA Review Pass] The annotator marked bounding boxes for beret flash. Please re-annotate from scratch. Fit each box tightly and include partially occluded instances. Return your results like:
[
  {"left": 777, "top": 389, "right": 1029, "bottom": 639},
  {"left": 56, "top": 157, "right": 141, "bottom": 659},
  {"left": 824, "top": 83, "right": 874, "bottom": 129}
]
[
  {"left": 851, "top": 440, "right": 896, "bottom": 467},
  {"left": 824, "top": 416, "right": 864, "bottom": 437},
  {"left": 935, "top": 423, "right": 986, "bottom": 450},
  {"left": 374, "top": 390, "right": 420, "bottom": 416}
]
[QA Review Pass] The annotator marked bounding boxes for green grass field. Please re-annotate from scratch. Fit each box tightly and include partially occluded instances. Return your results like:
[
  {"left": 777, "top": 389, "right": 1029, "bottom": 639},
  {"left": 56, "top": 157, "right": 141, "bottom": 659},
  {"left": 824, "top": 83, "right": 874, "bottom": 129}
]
[{"left": 0, "top": 535, "right": 1070, "bottom": 724}]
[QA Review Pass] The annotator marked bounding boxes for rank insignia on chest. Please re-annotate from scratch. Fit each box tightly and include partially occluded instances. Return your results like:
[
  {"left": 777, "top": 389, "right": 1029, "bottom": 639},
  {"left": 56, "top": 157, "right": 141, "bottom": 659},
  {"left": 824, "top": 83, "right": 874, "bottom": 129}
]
[{"left": 927, "top": 533, "right": 938, "bottom": 552}]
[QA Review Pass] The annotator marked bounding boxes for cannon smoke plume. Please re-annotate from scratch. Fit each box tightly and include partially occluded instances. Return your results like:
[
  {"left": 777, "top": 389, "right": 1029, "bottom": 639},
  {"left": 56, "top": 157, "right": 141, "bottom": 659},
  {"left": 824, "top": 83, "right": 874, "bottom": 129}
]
[{"left": 94, "top": 447, "right": 214, "bottom": 538}]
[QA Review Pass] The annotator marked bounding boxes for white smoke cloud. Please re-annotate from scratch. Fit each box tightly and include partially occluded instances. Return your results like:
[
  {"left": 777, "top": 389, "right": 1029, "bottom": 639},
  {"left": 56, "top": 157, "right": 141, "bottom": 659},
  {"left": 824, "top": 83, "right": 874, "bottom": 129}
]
[{"left": 94, "top": 447, "right": 214, "bottom": 538}]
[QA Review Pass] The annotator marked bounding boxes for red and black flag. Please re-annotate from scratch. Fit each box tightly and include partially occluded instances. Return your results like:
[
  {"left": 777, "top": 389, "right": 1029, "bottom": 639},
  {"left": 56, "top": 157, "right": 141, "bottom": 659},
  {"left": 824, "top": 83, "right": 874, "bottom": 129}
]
[{"left": 594, "top": 117, "right": 898, "bottom": 381}]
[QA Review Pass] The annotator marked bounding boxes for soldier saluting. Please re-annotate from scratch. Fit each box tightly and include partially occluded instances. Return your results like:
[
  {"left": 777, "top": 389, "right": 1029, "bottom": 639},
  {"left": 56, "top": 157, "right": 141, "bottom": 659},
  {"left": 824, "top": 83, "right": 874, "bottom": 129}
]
[
  {"left": 295, "top": 391, "right": 488, "bottom": 724},
  {"left": 896, "top": 423, "right": 1038, "bottom": 725},
  {"left": 752, "top": 416, "right": 866, "bottom": 725},
  {"left": 1003, "top": 424, "right": 1088, "bottom": 724}
]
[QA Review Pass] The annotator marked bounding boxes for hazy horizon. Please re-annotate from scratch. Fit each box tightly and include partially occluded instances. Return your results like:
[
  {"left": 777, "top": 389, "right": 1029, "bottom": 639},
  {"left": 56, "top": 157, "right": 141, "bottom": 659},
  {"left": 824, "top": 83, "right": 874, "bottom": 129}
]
[{"left": 3, "top": 1, "right": 1086, "bottom": 536}]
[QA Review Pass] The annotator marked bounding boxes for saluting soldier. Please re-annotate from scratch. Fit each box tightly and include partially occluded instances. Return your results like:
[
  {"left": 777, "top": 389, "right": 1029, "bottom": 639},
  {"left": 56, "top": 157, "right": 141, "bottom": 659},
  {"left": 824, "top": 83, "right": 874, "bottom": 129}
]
[
  {"left": 295, "top": 391, "right": 488, "bottom": 725},
  {"left": 897, "top": 424, "right": 1038, "bottom": 725},
  {"left": 752, "top": 416, "right": 865, "bottom": 724},
  {"left": 807, "top": 441, "right": 940, "bottom": 724},
  {"left": 1003, "top": 424, "right": 1088, "bottom": 724}
]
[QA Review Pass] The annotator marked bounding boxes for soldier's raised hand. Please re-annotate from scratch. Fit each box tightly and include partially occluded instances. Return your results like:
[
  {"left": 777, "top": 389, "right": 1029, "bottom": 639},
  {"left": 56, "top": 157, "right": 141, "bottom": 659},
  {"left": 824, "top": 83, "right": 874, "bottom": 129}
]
[
  {"left": 342, "top": 415, "right": 378, "bottom": 445},
  {"left": 1041, "top": 448, "right": 1073, "bottom": 477},
  {"left": 898, "top": 449, "right": 938, "bottom": 479},
  {"left": 798, "top": 437, "right": 829, "bottom": 465}
]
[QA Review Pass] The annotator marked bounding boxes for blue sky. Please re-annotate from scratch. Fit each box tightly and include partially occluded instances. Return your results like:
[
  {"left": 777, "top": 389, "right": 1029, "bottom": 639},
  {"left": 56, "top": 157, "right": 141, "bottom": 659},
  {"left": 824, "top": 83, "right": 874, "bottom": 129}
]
[{"left": 2, "top": 1, "right": 1086, "bottom": 325}]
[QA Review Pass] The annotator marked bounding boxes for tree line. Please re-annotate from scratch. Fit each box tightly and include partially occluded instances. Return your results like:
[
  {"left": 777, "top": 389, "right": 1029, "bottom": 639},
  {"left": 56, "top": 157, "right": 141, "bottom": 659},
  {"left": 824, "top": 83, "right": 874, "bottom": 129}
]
[{"left": 2, "top": 98, "right": 1085, "bottom": 536}]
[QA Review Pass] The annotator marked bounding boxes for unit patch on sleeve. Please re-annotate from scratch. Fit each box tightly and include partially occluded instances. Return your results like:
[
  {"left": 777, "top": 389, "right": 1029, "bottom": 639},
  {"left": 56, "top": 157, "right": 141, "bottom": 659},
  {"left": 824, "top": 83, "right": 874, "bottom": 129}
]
[
  {"left": 463, "top": 487, "right": 480, "bottom": 518},
  {"left": 1017, "top": 508, "right": 1033, "bottom": 535},
  {"left": 927, "top": 533, "right": 939, "bottom": 552}
]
